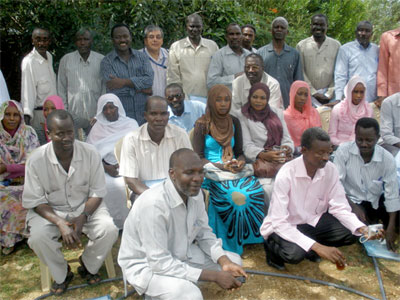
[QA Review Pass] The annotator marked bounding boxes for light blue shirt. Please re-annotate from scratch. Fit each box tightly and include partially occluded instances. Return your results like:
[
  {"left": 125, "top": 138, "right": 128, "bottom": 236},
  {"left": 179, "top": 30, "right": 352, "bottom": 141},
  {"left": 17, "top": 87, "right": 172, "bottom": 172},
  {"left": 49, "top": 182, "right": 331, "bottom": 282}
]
[
  {"left": 334, "top": 40, "right": 379, "bottom": 102},
  {"left": 168, "top": 100, "right": 206, "bottom": 132}
]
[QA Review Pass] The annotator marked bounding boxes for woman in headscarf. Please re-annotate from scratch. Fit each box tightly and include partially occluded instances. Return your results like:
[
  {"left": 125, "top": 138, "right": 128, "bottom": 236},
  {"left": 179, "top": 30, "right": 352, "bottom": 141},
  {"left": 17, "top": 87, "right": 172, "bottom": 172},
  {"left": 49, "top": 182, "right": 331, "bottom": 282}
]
[
  {"left": 238, "top": 82, "right": 294, "bottom": 208},
  {"left": 328, "top": 76, "right": 373, "bottom": 147},
  {"left": 0, "top": 100, "right": 39, "bottom": 254},
  {"left": 43, "top": 95, "right": 65, "bottom": 142},
  {"left": 284, "top": 81, "right": 322, "bottom": 149},
  {"left": 86, "top": 94, "right": 138, "bottom": 229},
  {"left": 193, "top": 84, "right": 265, "bottom": 255}
]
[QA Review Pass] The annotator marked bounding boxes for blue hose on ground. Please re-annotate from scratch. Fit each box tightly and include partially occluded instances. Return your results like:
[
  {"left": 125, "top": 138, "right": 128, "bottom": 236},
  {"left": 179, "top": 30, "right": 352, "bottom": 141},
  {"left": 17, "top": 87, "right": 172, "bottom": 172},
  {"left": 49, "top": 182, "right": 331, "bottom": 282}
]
[{"left": 372, "top": 257, "right": 387, "bottom": 300}]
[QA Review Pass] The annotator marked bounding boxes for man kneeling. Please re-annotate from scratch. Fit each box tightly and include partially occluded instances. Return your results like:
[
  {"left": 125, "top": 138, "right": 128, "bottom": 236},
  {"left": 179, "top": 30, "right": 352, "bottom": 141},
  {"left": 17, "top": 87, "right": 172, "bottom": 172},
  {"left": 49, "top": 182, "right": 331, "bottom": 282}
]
[
  {"left": 118, "top": 148, "right": 246, "bottom": 300},
  {"left": 260, "top": 127, "right": 373, "bottom": 270}
]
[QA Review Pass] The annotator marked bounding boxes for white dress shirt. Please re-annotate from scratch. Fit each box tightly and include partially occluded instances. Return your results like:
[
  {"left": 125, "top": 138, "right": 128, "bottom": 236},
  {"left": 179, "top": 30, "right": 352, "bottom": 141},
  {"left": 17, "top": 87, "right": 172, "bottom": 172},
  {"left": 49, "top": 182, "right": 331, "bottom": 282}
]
[
  {"left": 21, "top": 48, "right": 57, "bottom": 117},
  {"left": 380, "top": 93, "right": 400, "bottom": 146}
]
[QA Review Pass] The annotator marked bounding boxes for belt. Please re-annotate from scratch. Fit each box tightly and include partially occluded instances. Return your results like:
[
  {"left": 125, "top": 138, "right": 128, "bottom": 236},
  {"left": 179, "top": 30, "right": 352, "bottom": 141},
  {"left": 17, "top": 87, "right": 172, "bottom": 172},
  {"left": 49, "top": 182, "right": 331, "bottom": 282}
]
[{"left": 34, "top": 106, "right": 43, "bottom": 110}]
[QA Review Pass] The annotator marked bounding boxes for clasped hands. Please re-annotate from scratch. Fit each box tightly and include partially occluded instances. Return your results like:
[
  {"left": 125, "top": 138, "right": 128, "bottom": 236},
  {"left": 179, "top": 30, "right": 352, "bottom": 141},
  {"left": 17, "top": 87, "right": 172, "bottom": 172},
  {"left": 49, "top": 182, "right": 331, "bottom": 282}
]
[
  {"left": 58, "top": 215, "right": 87, "bottom": 249},
  {"left": 223, "top": 159, "right": 245, "bottom": 174}
]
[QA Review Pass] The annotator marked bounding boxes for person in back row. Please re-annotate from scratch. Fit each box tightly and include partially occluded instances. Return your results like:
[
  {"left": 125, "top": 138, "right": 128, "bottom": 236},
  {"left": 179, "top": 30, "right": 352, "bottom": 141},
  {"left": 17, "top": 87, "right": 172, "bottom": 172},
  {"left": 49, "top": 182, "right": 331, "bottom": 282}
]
[
  {"left": 241, "top": 24, "right": 257, "bottom": 52},
  {"left": 380, "top": 92, "right": 400, "bottom": 156},
  {"left": 119, "top": 96, "right": 191, "bottom": 199},
  {"left": 261, "top": 127, "right": 376, "bottom": 270},
  {"left": 118, "top": 148, "right": 247, "bottom": 300},
  {"left": 334, "top": 117, "right": 399, "bottom": 252}
]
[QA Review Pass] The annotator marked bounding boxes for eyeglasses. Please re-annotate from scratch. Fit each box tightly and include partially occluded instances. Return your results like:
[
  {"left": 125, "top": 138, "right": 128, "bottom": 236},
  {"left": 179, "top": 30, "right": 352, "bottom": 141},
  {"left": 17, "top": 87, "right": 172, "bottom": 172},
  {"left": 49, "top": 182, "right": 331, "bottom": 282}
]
[{"left": 167, "top": 94, "right": 183, "bottom": 101}]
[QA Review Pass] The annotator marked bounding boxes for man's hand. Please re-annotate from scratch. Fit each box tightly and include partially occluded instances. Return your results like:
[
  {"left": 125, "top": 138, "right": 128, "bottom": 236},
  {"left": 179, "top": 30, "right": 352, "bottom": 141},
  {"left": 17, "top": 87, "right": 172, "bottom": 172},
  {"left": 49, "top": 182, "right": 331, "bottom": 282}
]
[
  {"left": 104, "top": 164, "right": 119, "bottom": 177},
  {"left": 24, "top": 115, "right": 31, "bottom": 125},
  {"left": 215, "top": 271, "right": 242, "bottom": 290},
  {"left": 311, "top": 242, "right": 346, "bottom": 266},
  {"left": 385, "top": 226, "right": 397, "bottom": 252},
  {"left": 58, "top": 219, "right": 81, "bottom": 249},
  {"left": 313, "top": 93, "right": 330, "bottom": 104},
  {"left": 69, "top": 214, "right": 87, "bottom": 240},
  {"left": 106, "top": 75, "right": 128, "bottom": 90},
  {"left": 139, "top": 87, "right": 153, "bottom": 95}
]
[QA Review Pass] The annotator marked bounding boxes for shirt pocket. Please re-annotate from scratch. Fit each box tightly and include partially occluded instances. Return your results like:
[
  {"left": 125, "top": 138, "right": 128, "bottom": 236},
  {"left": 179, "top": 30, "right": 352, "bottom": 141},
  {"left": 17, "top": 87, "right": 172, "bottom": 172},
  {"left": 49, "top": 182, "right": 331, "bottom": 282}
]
[
  {"left": 314, "top": 195, "right": 328, "bottom": 214},
  {"left": 37, "top": 79, "right": 51, "bottom": 98},
  {"left": 368, "top": 180, "right": 383, "bottom": 196},
  {"left": 47, "top": 189, "right": 67, "bottom": 207}
]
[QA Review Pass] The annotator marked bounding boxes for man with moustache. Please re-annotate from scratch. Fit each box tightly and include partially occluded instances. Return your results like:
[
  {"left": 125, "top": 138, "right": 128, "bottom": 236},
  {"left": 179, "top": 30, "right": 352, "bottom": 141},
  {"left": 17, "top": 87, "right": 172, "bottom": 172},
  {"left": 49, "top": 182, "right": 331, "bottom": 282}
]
[
  {"left": 23, "top": 110, "right": 118, "bottom": 295},
  {"left": 257, "top": 17, "right": 303, "bottom": 108},
  {"left": 168, "top": 13, "right": 219, "bottom": 100},
  {"left": 241, "top": 24, "right": 257, "bottom": 52},
  {"left": 231, "top": 53, "right": 283, "bottom": 113},
  {"left": 335, "top": 21, "right": 379, "bottom": 104},
  {"left": 334, "top": 118, "right": 399, "bottom": 252},
  {"left": 296, "top": 14, "right": 340, "bottom": 106},
  {"left": 119, "top": 96, "right": 192, "bottom": 198},
  {"left": 21, "top": 27, "right": 57, "bottom": 144},
  {"left": 118, "top": 148, "right": 247, "bottom": 300},
  {"left": 207, "top": 23, "right": 250, "bottom": 90},
  {"left": 261, "top": 127, "right": 370, "bottom": 270},
  {"left": 101, "top": 24, "right": 154, "bottom": 125},
  {"left": 58, "top": 28, "right": 105, "bottom": 135}
]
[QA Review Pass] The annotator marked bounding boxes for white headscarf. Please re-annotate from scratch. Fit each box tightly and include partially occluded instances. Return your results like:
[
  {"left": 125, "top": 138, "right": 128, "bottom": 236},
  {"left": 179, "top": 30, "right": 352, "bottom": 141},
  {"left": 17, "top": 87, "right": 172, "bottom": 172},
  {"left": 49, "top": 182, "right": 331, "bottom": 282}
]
[{"left": 86, "top": 93, "right": 139, "bottom": 164}]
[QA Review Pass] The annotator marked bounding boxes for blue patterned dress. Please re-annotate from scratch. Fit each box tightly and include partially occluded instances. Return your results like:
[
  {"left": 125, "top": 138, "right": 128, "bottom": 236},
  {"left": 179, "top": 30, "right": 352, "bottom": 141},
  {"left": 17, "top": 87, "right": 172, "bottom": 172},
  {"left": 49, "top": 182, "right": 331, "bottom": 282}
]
[{"left": 202, "top": 134, "right": 264, "bottom": 255}]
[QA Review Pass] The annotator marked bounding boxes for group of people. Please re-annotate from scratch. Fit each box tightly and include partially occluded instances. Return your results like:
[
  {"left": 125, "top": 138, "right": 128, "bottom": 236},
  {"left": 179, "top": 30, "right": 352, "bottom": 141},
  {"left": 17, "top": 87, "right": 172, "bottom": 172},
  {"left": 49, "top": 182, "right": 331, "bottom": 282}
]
[{"left": 0, "top": 11, "right": 399, "bottom": 300}]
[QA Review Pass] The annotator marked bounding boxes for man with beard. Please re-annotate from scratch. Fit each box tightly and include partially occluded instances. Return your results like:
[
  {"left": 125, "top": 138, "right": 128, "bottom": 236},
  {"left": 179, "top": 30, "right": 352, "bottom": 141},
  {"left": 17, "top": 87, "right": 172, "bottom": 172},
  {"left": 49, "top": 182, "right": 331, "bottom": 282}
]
[
  {"left": 23, "top": 110, "right": 118, "bottom": 295},
  {"left": 231, "top": 53, "right": 283, "bottom": 113},
  {"left": 261, "top": 127, "right": 371, "bottom": 270},
  {"left": 207, "top": 23, "right": 250, "bottom": 90},
  {"left": 167, "top": 13, "right": 219, "bottom": 100},
  {"left": 118, "top": 148, "right": 247, "bottom": 300},
  {"left": 296, "top": 14, "right": 340, "bottom": 106},
  {"left": 257, "top": 17, "right": 303, "bottom": 108},
  {"left": 335, "top": 21, "right": 379, "bottom": 104},
  {"left": 334, "top": 117, "right": 399, "bottom": 252}
]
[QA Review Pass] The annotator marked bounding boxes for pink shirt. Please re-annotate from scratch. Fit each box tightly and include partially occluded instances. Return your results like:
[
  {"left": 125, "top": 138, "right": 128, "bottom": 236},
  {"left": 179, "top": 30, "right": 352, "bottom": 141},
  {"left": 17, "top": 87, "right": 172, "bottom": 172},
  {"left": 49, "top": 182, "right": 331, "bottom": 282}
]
[
  {"left": 260, "top": 156, "right": 365, "bottom": 251},
  {"left": 377, "top": 28, "right": 400, "bottom": 97}
]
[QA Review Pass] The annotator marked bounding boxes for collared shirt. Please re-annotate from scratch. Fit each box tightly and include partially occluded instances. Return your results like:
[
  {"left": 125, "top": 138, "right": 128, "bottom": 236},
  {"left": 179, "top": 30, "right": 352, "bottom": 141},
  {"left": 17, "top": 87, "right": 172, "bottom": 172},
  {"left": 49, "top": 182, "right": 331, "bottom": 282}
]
[
  {"left": 118, "top": 178, "right": 225, "bottom": 295},
  {"left": 237, "top": 107, "right": 293, "bottom": 162},
  {"left": 334, "top": 141, "right": 400, "bottom": 212},
  {"left": 119, "top": 123, "right": 192, "bottom": 181},
  {"left": 141, "top": 47, "right": 168, "bottom": 97},
  {"left": 206, "top": 45, "right": 250, "bottom": 90},
  {"left": 22, "top": 141, "right": 106, "bottom": 220},
  {"left": 296, "top": 36, "right": 341, "bottom": 99},
  {"left": 167, "top": 37, "right": 219, "bottom": 98},
  {"left": 257, "top": 43, "right": 303, "bottom": 108},
  {"left": 21, "top": 48, "right": 57, "bottom": 117},
  {"left": 231, "top": 71, "right": 283, "bottom": 113},
  {"left": 377, "top": 28, "right": 400, "bottom": 97},
  {"left": 101, "top": 48, "right": 154, "bottom": 124},
  {"left": 334, "top": 40, "right": 379, "bottom": 102},
  {"left": 58, "top": 50, "right": 105, "bottom": 120},
  {"left": 380, "top": 92, "right": 400, "bottom": 146},
  {"left": 168, "top": 100, "right": 205, "bottom": 132},
  {"left": 260, "top": 156, "right": 365, "bottom": 251}
]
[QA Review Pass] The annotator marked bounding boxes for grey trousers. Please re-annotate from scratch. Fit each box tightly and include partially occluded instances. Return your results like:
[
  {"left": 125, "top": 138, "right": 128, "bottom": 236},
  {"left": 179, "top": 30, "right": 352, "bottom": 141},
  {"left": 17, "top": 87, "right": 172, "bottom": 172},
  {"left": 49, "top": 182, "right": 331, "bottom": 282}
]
[{"left": 27, "top": 204, "right": 118, "bottom": 284}]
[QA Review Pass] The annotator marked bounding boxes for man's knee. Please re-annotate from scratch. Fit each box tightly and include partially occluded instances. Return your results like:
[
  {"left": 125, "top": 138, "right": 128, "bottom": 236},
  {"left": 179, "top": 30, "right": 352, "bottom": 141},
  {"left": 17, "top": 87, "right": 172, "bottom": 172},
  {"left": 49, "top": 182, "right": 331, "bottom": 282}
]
[
  {"left": 27, "top": 225, "right": 55, "bottom": 248},
  {"left": 167, "top": 280, "right": 202, "bottom": 300},
  {"left": 280, "top": 243, "right": 306, "bottom": 264},
  {"left": 98, "top": 218, "right": 119, "bottom": 241}
]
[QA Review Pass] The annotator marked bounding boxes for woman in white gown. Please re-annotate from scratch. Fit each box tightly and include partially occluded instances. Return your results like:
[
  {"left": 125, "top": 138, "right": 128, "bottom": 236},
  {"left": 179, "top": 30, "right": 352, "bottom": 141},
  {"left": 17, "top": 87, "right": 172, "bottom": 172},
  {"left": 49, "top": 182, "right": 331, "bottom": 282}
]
[{"left": 87, "top": 94, "right": 138, "bottom": 229}]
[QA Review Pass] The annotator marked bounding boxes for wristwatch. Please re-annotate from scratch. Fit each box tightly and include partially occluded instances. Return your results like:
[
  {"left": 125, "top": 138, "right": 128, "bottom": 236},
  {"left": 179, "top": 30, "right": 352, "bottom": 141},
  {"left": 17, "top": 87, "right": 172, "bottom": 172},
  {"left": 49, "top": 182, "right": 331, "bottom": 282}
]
[{"left": 81, "top": 211, "right": 91, "bottom": 219}]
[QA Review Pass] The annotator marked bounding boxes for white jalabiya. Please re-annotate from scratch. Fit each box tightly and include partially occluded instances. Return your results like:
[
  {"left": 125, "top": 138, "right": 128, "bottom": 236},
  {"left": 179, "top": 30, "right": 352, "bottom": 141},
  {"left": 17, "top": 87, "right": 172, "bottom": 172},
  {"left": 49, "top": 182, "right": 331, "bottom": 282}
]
[{"left": 87, "top": 93, "right": 139, "bottom": 228}]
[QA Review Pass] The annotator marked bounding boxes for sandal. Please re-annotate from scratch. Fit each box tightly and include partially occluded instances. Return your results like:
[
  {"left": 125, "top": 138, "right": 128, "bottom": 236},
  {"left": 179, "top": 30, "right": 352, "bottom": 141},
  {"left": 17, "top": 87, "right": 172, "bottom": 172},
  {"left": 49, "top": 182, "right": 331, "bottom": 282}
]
[
  {"left": 51, "top": 265, "right": 74, "bottom": 296},
  {"left": 2, "top": 246, "right": 14, "bottom": 255},
  {"left": 78, "top": 256, "right": 102, "bottom": 285}
]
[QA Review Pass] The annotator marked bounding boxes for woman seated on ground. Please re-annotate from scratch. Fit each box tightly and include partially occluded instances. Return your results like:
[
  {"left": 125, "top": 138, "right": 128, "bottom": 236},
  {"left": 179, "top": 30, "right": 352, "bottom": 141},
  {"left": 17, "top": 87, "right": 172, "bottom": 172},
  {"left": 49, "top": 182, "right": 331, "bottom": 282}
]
[
  {"left": 284, "top": 81, "right": 321, "bottom": 154},
  {"left": 86, "top": 94, "right": 138, "bottom": 229},
  {"left": 193, "top": 84, "right": 265, "bottom": 255},
  {"left": 0, "top": 100, "right": 39, "bottom": 255},
  {"left": 328, "top": 76, "right": 373, "bottom": 148},
  {"left": 43, "top": 95, "right": 65, "bottom": 142},
  {"left": 237, "top": 82, "right": 294, "bottom": 209}
]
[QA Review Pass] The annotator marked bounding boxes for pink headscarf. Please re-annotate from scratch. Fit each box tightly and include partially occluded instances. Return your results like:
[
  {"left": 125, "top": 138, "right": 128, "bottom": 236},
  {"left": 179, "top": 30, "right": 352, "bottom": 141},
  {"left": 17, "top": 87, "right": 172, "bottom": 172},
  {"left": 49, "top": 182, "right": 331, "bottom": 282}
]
[
  {"left": 284, "top": 81, "right": 321, "bottom": 147},
  {"left": 337, "top": 76, "right": 372, "bottom": 123},
  {"left": 43, "top": 95, "right": 65, "bottom": 142}
]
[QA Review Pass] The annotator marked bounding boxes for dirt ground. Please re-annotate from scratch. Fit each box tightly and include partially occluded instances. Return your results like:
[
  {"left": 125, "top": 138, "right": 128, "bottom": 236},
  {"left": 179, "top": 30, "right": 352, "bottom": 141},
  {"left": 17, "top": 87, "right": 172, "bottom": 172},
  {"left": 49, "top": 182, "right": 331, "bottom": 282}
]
[{"left": 1, "top": 239, "right": 399, "bottom": 300}]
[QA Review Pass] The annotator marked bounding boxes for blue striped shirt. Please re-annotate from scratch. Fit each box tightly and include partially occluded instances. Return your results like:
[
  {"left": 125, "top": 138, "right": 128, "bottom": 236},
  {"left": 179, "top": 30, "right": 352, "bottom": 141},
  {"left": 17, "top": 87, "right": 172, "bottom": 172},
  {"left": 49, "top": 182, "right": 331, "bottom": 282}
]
[
  {"left": 334, "top": 141, "right": 400, "bottom": 212},
  {"left": 101, "top": 49, "right": 153, "bottom": 125}
]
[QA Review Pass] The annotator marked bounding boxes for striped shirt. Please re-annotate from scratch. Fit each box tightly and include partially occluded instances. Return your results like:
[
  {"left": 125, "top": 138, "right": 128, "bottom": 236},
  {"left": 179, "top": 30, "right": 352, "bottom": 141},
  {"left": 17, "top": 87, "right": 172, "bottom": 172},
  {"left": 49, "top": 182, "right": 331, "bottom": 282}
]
[
  {"left": 101, "top": 49, "right": 154, "bottom": 125},
  {"left": 141, "top": 47, "right": 168, "bottom": 97},
  {"left": 334, "top": 141, "right": 400, "bottom": 212},
  {"left": 58, "top": 50, "right": 105, "bottom": 120}
]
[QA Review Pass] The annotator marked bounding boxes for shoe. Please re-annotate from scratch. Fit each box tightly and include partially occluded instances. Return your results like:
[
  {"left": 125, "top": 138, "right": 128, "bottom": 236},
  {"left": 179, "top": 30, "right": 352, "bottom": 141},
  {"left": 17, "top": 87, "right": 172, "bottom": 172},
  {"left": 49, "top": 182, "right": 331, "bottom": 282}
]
[
  {"left": 78, "top": 256, "right": 101, "bottom": 285},
  {"left": 305, "top": 250, "right": 321, "bottom": 263},
  {"left": 2, "top": 246, "right": 14, "bottom": 255},
  {"left": 51, "top": 265, "right": 74, "bottom": 296},
  {"left": 264, "top": 241, "right": 285, "bottom": 271}
]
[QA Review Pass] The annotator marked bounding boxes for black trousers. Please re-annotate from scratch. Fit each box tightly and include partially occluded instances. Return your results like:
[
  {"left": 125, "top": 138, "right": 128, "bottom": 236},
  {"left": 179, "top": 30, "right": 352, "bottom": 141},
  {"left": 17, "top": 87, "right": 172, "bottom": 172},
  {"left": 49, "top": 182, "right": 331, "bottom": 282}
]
[{"left": 265, "top": 212, "right": 357, "bottom": 264}]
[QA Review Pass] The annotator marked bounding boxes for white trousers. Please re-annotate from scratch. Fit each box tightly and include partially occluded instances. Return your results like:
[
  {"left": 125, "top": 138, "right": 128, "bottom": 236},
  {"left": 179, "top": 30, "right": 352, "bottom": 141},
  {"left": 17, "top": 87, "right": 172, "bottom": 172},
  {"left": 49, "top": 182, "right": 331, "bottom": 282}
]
[
  {"left": 27, "top": 204, "right": 118, "bottom": 284},
  {"left": 144, "top": 244, "right": 242, "bottom": 300}
]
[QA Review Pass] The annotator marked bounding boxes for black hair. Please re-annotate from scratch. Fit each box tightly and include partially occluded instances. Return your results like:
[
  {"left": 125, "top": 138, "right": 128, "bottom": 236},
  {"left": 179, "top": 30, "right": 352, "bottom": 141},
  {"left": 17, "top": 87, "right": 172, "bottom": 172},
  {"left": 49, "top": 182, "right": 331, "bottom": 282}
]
[
  {"left": 47, "top": 110, "right": 74, "bottom": 131},
  {"left": 301, "top": 127, "right": 330, "bottom": 149},
  {"left": 144, "top": 96, "right": 168, "bottom": 112},
  {"left": 355, "top": 117, "right": 380, "bottom": 135},
  {"left": 110, "top": 24, "right": 131, "bottom": 38},
  {"left": 245, "top": 53, "right": 264, "bottom": 68},
  {"left": 311, "top": 13, "right": 328, "bottom": 24},
  {"left": 241, "top": 24, "right": 256, "bottom": 34},
  {"left": 165, "top": 83, "right": 184, "bottom": 94}
]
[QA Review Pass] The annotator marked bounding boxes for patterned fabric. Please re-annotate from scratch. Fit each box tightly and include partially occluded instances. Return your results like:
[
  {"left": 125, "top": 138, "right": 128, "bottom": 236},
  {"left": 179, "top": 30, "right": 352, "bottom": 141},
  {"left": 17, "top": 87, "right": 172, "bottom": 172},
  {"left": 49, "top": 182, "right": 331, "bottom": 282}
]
[
  {"left": 202, "top": 134, "right": 264, "bottom": 255},
  {"left": 0, "top": 100, "right": 39, "bottom": 248}
]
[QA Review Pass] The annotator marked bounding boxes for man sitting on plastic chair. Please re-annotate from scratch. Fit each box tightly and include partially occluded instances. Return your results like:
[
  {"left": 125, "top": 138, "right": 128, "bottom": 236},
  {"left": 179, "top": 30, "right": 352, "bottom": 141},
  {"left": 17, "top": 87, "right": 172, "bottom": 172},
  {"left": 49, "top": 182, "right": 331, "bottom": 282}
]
[{"left": 118, "top": 148, "right": 247, "bottom": 300}]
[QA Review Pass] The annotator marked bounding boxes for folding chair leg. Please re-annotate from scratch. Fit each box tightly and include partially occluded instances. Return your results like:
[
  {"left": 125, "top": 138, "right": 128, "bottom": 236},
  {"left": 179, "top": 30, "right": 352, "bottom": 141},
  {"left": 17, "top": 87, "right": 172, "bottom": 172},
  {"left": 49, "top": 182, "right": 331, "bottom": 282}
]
[
  {"left": 40, "top": 260, "right": 52, "bottom": 292},
  {"left": 104, "top": 251, "right": 116, "bottom": 278}
]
